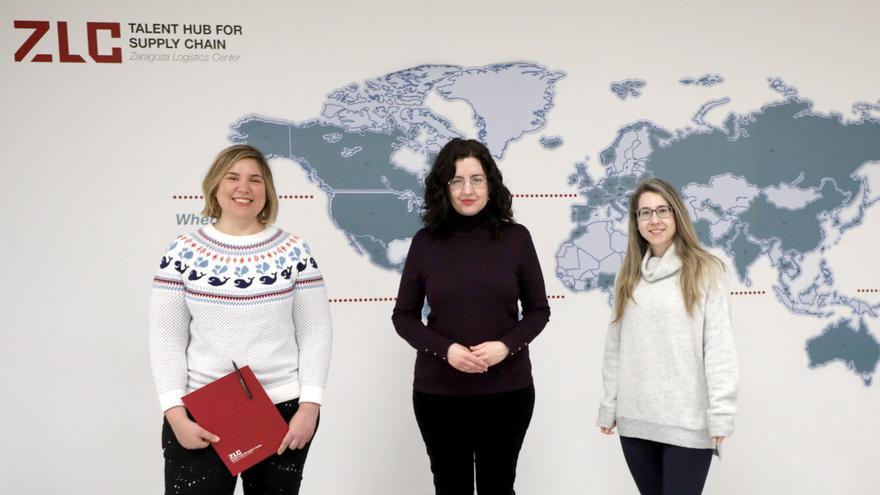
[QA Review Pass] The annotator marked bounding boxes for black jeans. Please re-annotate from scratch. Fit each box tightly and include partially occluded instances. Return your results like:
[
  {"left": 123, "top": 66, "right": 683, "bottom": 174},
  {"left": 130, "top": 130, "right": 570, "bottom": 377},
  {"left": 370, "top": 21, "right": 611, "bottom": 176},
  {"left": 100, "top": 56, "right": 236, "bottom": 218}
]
[
  {"left": 413, "top": 385, "right": 535, "bottom": 495},
  {"left": 162, "top": 399, "right": 316, "bottom": 495},
  {"left": 620, "top": 436, "right": 713, "bottom": 495}
]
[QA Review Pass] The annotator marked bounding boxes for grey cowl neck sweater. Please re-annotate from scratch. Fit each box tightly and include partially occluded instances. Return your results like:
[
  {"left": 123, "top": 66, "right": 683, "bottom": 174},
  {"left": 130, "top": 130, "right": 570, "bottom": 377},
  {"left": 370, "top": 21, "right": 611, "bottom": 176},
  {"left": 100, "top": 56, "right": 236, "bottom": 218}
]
[
  {"left": 597, "top": 245, "right": 738, "bottom": 449},
  {"left": 641, "top": 244, "right": 681, "bottom": 282}
]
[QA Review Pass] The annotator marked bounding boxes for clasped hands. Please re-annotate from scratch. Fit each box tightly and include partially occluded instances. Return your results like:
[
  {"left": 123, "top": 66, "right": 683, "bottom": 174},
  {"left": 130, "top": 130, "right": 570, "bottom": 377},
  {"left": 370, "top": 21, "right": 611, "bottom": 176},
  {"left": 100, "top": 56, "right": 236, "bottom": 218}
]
[{"left": 447, "top": 341, "right": 509, "bottom": 373}]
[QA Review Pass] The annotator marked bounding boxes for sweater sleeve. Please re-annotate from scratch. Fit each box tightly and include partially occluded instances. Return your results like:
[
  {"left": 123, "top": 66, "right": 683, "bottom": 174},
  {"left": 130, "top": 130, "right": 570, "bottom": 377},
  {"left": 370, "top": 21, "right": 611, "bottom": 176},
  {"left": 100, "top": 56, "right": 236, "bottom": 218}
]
[
  {"left": 392, "top": 231, "right": 455, "bottom": 359},
  {"left": 703, "top": 271, "right": 738, "bottom": 437},
  {"left": 499, "top": 225, "right": 550, "bottom": 354},
  {"left": 149, "top": 238, "right": 192, "bottom": 413},
  {"left": 291, "top": 242, "right": 333, "bottom": 405},
  {"left": 597, "top": 319, "right": 621, "bottom": 428}
]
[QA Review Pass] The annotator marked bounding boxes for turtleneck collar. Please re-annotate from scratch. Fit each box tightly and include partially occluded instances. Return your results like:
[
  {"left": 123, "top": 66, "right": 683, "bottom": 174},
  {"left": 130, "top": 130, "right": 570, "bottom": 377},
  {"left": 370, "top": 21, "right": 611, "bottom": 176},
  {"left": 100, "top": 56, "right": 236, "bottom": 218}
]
[
  {"left": 641, "top": 243, "right": 682, "bottom": 282},
  {"left": 449, "top": 208, "right": 489, "bottom": 233}
]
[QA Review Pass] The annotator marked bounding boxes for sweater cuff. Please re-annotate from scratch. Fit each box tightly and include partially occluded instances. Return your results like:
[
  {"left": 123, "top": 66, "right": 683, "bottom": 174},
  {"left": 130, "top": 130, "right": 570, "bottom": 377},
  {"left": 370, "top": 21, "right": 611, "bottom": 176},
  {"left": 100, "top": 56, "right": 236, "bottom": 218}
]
[
  {"left": 159, "top": 389, "right": 185, "bottom": 413},
  {"left": 500, "top": 336, "right": 529, "bottom": 357},
  {"left": 596, "top": 406, "right": 616, "bottom": 428},
  {"left": 299, "top": 385, "right": 324, "bottom": 405},
  {"left": 708, "top": 413, "right": 735, "bottom": 437},
  {"left": 419, "top": 340, "right": 454, "bottom": 361}
]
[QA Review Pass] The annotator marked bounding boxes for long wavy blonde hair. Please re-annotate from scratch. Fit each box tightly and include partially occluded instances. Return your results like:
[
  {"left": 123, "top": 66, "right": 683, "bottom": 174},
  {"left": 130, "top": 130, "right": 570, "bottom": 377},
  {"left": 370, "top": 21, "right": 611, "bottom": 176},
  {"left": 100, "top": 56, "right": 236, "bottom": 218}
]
[{"left": 612, "top": 177, "right": 724, "bottom": 322}]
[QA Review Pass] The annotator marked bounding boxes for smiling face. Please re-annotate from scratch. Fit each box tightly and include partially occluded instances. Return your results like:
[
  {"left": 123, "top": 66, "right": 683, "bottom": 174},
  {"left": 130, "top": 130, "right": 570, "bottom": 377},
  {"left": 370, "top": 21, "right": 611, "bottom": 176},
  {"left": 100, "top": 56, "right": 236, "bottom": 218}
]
[
  {"left": 448, "top": 156, "right": 489, "bottom": 216},
  {"left": 216, "top": 158, "right": 267, "bottom": 226},
  {"left": 636, "top": 190, "right": 676, "bottom": 256}
]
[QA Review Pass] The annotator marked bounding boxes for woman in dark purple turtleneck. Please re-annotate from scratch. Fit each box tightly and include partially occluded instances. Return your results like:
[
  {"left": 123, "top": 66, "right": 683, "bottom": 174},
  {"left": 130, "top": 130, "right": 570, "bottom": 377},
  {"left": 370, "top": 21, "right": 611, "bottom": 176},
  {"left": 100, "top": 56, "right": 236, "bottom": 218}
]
[{"left": 392, "top": 138, "right": 550, "bottom": 494}]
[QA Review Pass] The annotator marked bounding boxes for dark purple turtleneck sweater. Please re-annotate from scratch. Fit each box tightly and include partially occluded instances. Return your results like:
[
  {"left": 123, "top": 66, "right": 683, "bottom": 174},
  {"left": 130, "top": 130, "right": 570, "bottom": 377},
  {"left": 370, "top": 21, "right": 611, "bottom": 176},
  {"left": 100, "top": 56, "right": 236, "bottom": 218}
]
[{"left": 392, "top": 213, "right": 551, "bottom": 395}]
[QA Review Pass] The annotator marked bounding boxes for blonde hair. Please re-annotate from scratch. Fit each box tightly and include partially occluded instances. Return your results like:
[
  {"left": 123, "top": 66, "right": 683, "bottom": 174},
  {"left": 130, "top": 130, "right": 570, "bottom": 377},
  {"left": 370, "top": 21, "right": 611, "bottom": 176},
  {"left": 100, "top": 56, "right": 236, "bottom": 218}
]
[
  {"left": 201, "top": 144, "right": 278, "bottom": 224},
  {"left": 612, "top": 177, "right": 723, "bottom": 322}
]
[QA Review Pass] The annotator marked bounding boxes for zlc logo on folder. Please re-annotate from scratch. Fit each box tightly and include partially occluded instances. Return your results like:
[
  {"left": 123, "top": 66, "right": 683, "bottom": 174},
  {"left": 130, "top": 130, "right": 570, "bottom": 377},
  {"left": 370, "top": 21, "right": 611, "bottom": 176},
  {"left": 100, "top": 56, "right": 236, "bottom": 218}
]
[{"left": 182, "top": 364, "right": 288, "bottom": 475}]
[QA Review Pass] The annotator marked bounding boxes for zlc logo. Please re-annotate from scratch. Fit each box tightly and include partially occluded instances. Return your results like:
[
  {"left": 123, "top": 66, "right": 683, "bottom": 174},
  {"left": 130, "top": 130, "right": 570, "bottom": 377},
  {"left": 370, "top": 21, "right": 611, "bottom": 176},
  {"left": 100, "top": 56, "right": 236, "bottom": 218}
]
[{"left": 13, "top": 20, "right": 122, "bottom": 63}]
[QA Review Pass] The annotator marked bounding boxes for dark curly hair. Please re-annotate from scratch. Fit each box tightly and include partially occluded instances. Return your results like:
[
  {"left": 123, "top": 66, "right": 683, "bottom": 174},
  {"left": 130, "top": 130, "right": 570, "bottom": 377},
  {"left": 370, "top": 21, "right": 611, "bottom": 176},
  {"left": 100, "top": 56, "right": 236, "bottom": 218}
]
[{"left": 422, "top": 138, "right": 514, "bottom": 238}]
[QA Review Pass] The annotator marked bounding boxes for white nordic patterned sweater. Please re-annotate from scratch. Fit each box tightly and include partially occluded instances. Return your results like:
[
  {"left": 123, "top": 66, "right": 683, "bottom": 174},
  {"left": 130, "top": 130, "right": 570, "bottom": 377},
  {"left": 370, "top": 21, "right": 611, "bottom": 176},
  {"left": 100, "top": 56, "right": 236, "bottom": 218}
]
[
  {"left": 597, "top": 245, "right": 738, "bottom": 449},
  {"left": 149, "top": 225, "right": 332, "bottom": 412}
]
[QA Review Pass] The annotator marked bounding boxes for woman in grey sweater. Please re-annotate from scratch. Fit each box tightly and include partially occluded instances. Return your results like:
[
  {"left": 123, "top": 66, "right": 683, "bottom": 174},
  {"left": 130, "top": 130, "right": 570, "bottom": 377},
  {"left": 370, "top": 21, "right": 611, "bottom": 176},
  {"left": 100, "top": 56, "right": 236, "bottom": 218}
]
[{"left": 597, "top": 177, "right": 738, "bottom": 495}]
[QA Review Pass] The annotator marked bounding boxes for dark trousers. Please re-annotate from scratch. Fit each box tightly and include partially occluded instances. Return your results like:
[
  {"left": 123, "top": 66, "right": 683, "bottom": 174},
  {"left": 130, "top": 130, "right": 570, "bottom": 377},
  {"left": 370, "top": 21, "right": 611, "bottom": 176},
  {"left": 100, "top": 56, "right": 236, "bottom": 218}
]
[
  {"left": 413, "top": 385, "right": 535, "bottom": 495},
  {"left": 620, "top": 436, "right": 713, "bottom": 495},
  {"left": 162, "top": 399, "right": 316, "bottom": 495}
]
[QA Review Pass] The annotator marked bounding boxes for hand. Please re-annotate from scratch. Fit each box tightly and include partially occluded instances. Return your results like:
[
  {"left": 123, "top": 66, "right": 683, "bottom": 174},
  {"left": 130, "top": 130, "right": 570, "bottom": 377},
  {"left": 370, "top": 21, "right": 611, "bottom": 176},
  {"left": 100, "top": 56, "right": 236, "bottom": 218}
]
[
  {"left": 447, "top": 343, "right": 489, "bottom": 373},
  {"left": 713, "top": 436, "right": 725, "bottom": 444},
  {"left": 277, "top": 402, "right": 320, "bottom": 454},
  {"left": 165, "top": 406, "right": 219, "bottom": 449},
  {"left": 599, "top": 422, "right": 616, "bottom": 435},
  {"left": 469, "top": 341, "right": 510, "bottom": 367}
]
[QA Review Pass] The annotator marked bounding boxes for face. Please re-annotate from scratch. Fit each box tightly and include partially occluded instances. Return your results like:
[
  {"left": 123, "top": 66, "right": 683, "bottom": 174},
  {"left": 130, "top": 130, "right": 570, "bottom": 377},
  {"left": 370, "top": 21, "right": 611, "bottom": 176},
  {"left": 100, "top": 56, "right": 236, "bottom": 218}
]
[
  {"left": 636, "top": 191, "right": 676, "bottom": 256},
  {"left": 215, "top": 158, "right": 267, "bottom": 224},
  {"left": 448, "top": 156, "right": 489, "bottom": 216}
]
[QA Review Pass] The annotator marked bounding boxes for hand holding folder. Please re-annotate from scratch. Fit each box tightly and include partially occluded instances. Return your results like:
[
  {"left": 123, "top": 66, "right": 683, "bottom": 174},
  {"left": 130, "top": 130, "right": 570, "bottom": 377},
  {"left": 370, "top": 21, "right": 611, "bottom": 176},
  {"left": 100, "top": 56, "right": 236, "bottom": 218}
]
[
  {"left": 182, "top": 362, "right": 288, "bottom": 475},
  {"left": 164, "top": 407, "right": 221, "bottom": 449}
]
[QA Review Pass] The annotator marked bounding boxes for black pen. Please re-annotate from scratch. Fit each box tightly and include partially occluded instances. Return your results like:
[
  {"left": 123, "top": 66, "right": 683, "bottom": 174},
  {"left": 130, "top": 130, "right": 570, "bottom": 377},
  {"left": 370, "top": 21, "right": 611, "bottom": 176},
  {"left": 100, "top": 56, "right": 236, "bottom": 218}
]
[{"left": 232, "top": 360, "right": 253, "bottom": 400}]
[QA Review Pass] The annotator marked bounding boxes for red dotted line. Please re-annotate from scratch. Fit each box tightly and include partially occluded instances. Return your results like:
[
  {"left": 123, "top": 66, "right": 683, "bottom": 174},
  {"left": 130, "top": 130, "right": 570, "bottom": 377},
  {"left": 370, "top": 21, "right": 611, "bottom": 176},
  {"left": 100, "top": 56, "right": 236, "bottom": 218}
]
[
  {"left": 171, "top": 194, "right": 314, "bottom": 199},
  {"left": 730, "top": 291, "right": 766, "bottom": 296},
  {"left": 173, "top": 194, "right": 570, "bottom": 199},
  {"left": 328, "top": 295, "right": 567, "bottom": 304},
  {"left": 512, "top": 193, "right": 578, "bottom": 198},
  {"left": 329, "top": 297, "right": 396, "bottom": 303},
  {"left": 856, "top": 289, "right": 880, "bottom": 293}
]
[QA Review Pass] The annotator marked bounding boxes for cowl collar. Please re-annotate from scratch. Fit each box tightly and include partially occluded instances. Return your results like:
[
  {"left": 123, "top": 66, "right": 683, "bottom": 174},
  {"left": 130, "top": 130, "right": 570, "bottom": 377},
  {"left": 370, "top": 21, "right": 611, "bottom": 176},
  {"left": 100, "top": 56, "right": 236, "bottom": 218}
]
[{"left": 640, "top": 243, "right": 682, "bottom": 282}]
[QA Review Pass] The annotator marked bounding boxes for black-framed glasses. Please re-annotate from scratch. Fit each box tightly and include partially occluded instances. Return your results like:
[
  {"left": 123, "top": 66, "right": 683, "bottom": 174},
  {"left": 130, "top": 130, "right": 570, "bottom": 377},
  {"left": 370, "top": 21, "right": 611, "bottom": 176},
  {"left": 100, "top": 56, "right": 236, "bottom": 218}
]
[
  {"left": 448, "top": 175, "right": 487, "bottom": 190},
  {"left": 636, "top": 205, "right": 673, "bottom": 222}
]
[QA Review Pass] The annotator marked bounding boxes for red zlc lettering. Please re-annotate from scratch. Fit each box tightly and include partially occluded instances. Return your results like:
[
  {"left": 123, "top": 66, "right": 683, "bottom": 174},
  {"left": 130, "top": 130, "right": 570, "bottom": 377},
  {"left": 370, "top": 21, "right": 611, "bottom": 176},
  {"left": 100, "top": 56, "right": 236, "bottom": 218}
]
[
  {"left": 58, "top": 21, "right": 85, "bottom": 63},
  {"left": 13, "top": 20, "right": 52, "bottom": 62},
  {"left": 87, "top": 22, "right": 122, "bottom": 63},
  {"left": 13, "top": 20, "right": 122, "bottom": 63}
]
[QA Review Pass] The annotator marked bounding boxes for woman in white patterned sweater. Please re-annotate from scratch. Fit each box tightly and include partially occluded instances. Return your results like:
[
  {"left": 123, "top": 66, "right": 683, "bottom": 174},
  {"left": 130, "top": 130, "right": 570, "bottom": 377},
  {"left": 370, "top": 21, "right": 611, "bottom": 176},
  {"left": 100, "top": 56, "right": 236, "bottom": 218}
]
[
  {"left": 597, "top": 177, "right": 738, "bottom": 495},
  {"left": 150, "top": 144, "right": 332, "bottom": 494}
]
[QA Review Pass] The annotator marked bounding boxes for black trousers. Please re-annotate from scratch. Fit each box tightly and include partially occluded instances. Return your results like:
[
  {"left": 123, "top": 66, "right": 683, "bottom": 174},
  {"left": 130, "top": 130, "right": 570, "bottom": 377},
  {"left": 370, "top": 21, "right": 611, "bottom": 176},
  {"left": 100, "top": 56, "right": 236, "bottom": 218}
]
[
  {"left": 620, "top": 436, "right": 713, "bottom": 495},
  {"left": 413, "top": 385, "right": 535, "bottom": 495},
  {"left": 162, "top": 399, "right": 316, "bottom": 495}
]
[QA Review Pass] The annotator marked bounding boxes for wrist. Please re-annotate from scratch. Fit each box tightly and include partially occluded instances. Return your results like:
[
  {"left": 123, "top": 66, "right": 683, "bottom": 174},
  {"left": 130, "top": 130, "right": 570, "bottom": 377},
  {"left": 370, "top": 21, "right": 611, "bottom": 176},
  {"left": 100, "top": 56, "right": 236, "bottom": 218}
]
[
  {"left": 164, "top": 406, "right": 189, "bottom": 426},
  {"left": 446, "top": 343, "right": 457, "bottom": 358},
  {"left": 496, "top": 340, "right": 511, "bottom": 356},
  {"left": 297, "top": 402, "right": 321, "bottom": 415}
]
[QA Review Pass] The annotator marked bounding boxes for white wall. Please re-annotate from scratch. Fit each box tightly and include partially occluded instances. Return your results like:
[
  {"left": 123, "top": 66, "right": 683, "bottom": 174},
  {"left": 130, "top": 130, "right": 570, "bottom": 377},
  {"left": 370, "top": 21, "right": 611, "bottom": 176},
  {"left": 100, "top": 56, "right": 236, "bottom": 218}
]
[{"left": 2, "top": 1, "right": 878, "bottom": 493}]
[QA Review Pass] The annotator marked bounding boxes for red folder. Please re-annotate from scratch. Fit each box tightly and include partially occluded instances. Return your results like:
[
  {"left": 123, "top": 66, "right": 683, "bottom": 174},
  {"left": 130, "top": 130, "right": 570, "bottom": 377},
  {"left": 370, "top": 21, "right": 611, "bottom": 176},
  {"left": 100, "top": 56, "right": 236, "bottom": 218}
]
[{"left": 182, "top": 365, "right": 288, "bottom": 475}]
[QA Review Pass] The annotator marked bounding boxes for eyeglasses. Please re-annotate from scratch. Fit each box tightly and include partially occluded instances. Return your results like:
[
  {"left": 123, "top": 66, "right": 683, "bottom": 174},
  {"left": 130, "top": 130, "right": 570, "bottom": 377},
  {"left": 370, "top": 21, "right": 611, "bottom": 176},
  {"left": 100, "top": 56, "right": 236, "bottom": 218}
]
[
  {"left": 635, "top": 205, "right": 673, "bottom": 222},
  {"left": 448, "top": 176, "right": 487, "bottom": 190}
]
